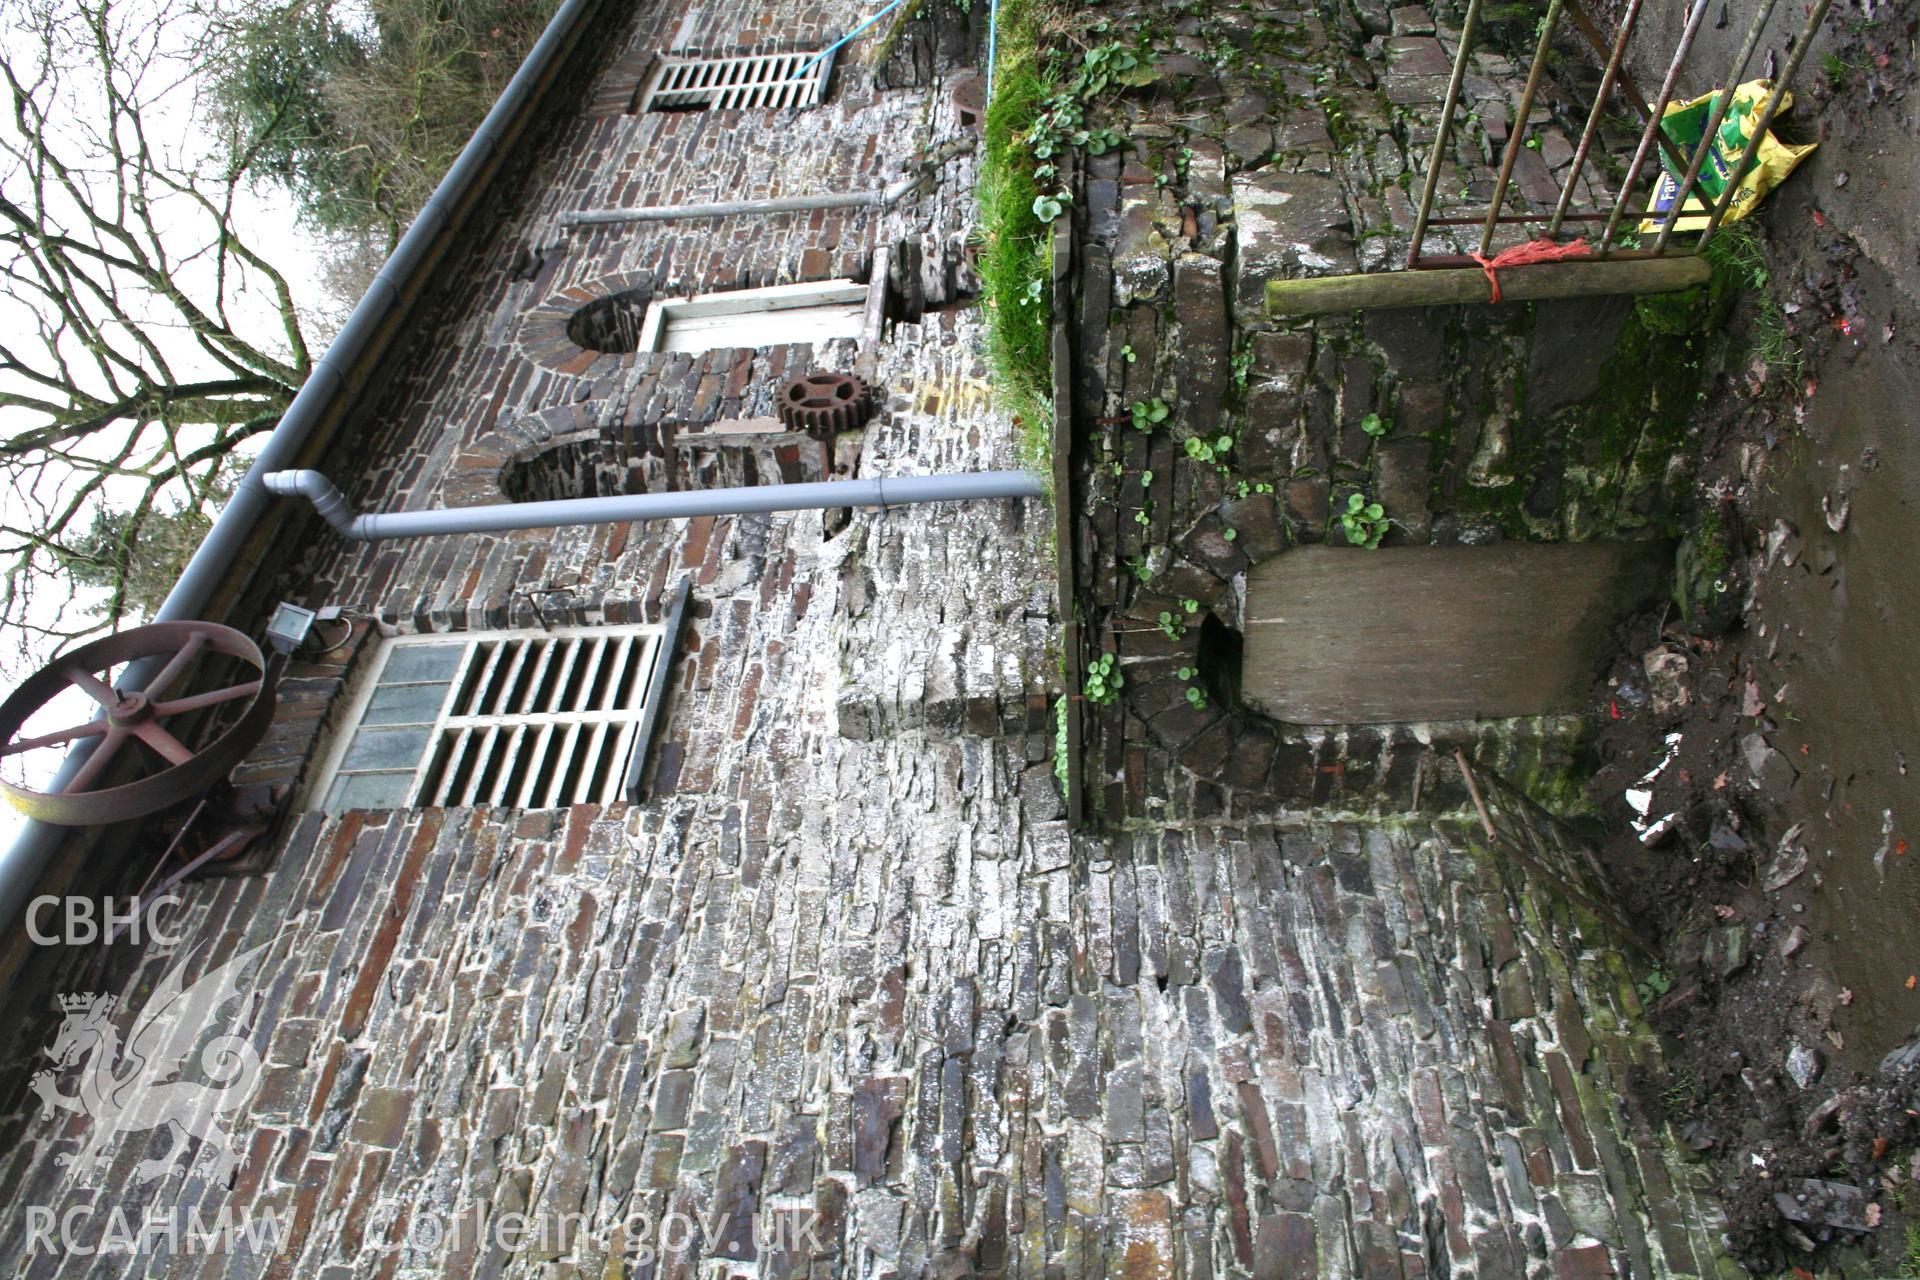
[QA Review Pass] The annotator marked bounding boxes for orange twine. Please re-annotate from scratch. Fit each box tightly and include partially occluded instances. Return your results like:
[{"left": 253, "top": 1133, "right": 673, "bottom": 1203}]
[{"left": 1469, "top": 236, "right": 1595, "bottom": 303}]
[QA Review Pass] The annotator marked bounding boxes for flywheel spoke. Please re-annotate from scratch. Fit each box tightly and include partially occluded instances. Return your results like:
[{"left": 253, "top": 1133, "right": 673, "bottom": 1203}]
[
  {"left": 151, "top": 681, "right": 261, "bottom": 718},
  {"left": 2, "top": 719, "right": 110, "bottom": 758},
  {"left": 66, "top": 728, "right": 130, "bottom": 792},
  {"left": 131, "top": 722, "right": 195, "bottom": 766},
  {"left": 66, "top": 667, "right": 120, "bottom": 709},
  {"left": 141, "top": 629, "right": 208, "bottom": 702}
]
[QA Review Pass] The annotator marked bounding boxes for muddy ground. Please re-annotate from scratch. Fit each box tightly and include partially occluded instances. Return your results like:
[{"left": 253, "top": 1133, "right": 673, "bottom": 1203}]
[{"left": 1577, "top": 0, "right": 1920, "bottom": 1271}]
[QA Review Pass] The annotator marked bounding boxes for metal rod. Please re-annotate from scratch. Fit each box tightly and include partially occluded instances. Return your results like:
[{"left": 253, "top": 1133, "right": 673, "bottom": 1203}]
[
  {"left": 1411, "top": 247, "right": 1684, "bottom": 267},
  {"left": 1456, "top": 749, "right": 1500, "bottom": 840},
  {"left": 987, "top": 0, "right": 1001, "bottom": 101},
  {"left": 1653, "top": 0, "right": 1780, "bottom": 253},
  {"left": 795, "top": 0, "right": 910, "bottom": 78},
  {"left": 1600, "top": 0, "right": 1713, "bottom": 253},
  {"left": 1549, "top": 0, "right": 1646, "bottom": 236},
  {"left": 264, "top": 469, "right": 1046, "bottom": 541},
  {"left": 1697, "top": 0, "right": 1834, "bottom": 249},
  {"left": 1408, "top": 0, "right": 1485, "bottom": 269},
  {"left": 1562, "top": 0, "right": 1691, "bottom": 173},
  {"left": 1426, "top": 211, "right": 1619, "bottom": 226},
  {"left": 558, "top": 183, "right": 913, "bottom": 227},
  {"left": 1453, "top": 750, "right": 1659, "bottom": 956},
  {"left": 1481, "top": 0, "right": 1566, "bottom": 258}
]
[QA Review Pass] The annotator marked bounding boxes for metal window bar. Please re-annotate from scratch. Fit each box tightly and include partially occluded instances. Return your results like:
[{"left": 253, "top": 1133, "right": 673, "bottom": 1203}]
[
  {"left": 406, "top": 630, "right": 661, "bottom": 808},
  {"left": 638, "top": 50, "right": 832, "bottom": 112},
  {"left": 1406, "top": 0, "right": 1828, "bottom": 272},
  {"left": 311, "top": 626, "right": 666, "bottom": 811}
]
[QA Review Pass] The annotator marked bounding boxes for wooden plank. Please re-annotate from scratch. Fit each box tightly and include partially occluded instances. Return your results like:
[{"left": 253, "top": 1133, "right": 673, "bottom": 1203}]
[
  {"left": 625, "top": 576, "right": 692, "bottom": 802},
  {"left": 1265, "top": 254, "right": 1709, "bottom": 318},
  {"left": 1241, "top": 542, "right": 1668, "bottom": 723},
  {"left": 855, "top": 244, "right": 891, "bottom": 384}
]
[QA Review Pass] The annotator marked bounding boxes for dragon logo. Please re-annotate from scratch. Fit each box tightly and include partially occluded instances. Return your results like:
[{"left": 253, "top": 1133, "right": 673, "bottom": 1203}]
[{"left": 30, "top": 938, "right": 275, "bottom": 1184}]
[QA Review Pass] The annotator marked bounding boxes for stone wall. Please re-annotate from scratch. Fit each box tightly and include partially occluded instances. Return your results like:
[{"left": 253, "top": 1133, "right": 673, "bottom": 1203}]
[
  {"left": 0, "top": 792, "right": 1732, "bottom": 1277},
  {"left": 0, "top": 0, "right": 1738, "bottom": 1274},
  {"left": 1065, "top": 0, "right": 1714, "bottom": 813}
]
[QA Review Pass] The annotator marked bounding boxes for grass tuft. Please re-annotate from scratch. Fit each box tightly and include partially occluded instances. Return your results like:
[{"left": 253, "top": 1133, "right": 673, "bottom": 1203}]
[
  {"left": 975, "top": 0, "right": 1056, "bottom": 477},
  {"left": 1701, "top": 220, "right": 1802, "bottom": 380}
]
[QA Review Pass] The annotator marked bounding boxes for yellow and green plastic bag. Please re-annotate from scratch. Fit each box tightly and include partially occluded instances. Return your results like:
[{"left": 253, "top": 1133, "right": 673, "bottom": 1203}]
[{"left": 1640, "top": 80, "right": 1815, "bottom": 234}]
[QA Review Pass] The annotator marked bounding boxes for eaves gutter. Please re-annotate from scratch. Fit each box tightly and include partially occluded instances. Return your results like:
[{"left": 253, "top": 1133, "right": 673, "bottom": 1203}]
[{"left": 0, "top": 0, "right": 612, "bottom": 933}]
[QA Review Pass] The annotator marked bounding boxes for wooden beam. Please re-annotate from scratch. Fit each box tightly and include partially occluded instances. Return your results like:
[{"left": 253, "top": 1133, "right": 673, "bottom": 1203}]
[{"left": 1265, "top": 254, "right": 1710, "bottom": 319}]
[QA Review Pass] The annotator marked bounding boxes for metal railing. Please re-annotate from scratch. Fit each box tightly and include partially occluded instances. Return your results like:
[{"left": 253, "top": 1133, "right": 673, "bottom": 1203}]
[{"left": 1406, "top": 0, "right": 1834, "bottom": 271}]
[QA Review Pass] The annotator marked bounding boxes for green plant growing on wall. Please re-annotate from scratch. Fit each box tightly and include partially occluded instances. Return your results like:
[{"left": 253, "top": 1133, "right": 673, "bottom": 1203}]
[
  {"left": 1154, "top": 598, "right": 1201, "bottom": 639},
  {"left": 1084, "top": 652, "right": 1124, "bottom": 705},
  {"left": 977, "top": 9, "right": 1159, "bottom": 479},
  {"left": 1119, "top": 343, "right": 1137, "bottom": 363},
  {"left": 1053, "top": 696, "right": 1070, "bottom": 793},
  {"left": 1178, "top": 666, "right": 1208, "bottom": 709},
  {"left": 1360, "top": 412, "right": 1389, "bottom": 438},
  {"left": 1184, "top": 434, "right": 1233, "bottom": 465},
  {"left": 1336, "top": 492, "right": 1389, "bottom": 548},
  {"left": 975, "top": 0, "right": 1054, "bottom": 469},
  {"left": 1131, "top": 397, "right": 1170, "bottom": 430}
]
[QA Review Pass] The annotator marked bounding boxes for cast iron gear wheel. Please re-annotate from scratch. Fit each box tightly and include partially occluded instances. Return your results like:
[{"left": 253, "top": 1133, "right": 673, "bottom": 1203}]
[{"left": 777, "top": 372, "right": 875, "bottom": 437}]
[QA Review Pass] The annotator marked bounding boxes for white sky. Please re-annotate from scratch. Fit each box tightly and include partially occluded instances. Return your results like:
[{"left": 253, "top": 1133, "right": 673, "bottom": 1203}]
[{"left": 0, "top": 0, "right": 332, "bottom": 850}]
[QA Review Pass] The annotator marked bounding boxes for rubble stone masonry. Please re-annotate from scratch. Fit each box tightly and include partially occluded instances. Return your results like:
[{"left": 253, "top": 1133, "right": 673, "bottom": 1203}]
[{"left": 0, "top": 0, "right": 1733, "bottom": 1274}]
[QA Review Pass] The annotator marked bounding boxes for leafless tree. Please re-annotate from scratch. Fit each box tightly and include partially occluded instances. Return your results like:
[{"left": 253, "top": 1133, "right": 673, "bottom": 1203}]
[{"left": 1, "top": 0, "right": 310, "bottom": 660}]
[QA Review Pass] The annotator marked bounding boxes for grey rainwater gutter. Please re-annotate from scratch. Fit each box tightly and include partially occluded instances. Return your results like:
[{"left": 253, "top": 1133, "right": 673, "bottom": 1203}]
[
  {"left": 264, "top": 469, "right": 1043, "bottom": 539},
  {"left": 0, "top": 0, "right": 607, "bottom": 930}
]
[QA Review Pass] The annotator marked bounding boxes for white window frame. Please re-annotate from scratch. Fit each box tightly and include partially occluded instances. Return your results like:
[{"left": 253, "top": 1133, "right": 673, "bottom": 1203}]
[
  {"left": 636, "top": 49, "right": 835, "bottom": 112},
  {"left": 637, "top": 279, "right": 870, "bottom": 354},
  {"left": 310, "top": 624, "right": 669, "bottom": 814}
]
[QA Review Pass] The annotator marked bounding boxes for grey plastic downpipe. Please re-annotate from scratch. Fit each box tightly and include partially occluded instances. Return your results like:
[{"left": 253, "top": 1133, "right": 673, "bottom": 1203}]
[
  {"left": 264, "top": 468, "right": 1043, "bottom": 539},
  {"left": 0, "top": 0, "right": 605, "bottom": 931},
  {"left": 557, "top": 178, "right": 921, "bottom": 228}
]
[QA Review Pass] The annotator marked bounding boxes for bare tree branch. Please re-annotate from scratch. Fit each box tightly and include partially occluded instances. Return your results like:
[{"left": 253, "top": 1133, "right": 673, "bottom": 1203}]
[{"left": 0, "top": 0, "right": 310, "bottom": 664}]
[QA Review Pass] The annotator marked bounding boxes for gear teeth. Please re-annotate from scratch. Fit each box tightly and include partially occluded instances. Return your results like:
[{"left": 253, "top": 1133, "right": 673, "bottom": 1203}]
[{"left": 777, "top": 372, "right": 876, "bottom": 438}]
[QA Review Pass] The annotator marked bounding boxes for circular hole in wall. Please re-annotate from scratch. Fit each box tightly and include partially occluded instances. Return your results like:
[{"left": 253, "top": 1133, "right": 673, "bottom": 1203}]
[{"left": 567, "top": 289, "right": 650, "bottom": 354}]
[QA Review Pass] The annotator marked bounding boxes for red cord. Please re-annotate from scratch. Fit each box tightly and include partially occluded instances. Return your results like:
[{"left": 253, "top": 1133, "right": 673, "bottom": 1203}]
[{"left": 1468, "top": 236, "right": 1595, "bottom": 303}]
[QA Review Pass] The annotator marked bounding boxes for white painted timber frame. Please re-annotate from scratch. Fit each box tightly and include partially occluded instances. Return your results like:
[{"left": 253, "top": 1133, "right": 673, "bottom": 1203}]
[
  {"left": 636, "top": 49, "right": 835, "bottom": 112},
  {"left": 311, "top": 624, "right": 667, "bottom": 814},
  {"left": 637, "top": 279, "right": 870, "bottom": 354}
]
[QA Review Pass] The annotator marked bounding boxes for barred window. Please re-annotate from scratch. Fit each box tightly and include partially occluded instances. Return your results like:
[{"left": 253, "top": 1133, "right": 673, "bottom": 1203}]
[
  {"left": 636, "top": 50, "right": 834, "bottom": 112},
  {"left": 313, "top": 624, "right": 675, "bottom": 813}
]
